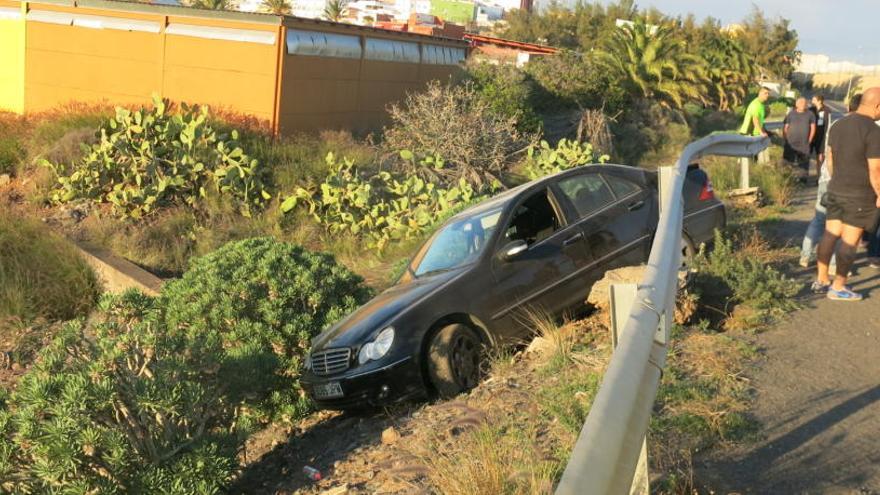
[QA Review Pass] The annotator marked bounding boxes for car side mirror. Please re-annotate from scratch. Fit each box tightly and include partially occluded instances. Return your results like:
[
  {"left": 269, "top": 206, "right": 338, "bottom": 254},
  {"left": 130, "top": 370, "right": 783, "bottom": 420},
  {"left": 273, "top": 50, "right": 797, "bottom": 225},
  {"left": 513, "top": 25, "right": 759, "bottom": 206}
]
[{"left": 500, "top": 240, "right": 528, "bottom": 261}]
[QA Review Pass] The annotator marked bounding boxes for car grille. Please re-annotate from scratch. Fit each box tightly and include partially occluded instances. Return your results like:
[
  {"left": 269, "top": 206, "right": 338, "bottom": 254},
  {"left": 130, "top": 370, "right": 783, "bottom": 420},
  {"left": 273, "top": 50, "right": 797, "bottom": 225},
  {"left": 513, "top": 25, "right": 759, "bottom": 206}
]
[{"left": 309, "top": 348, "right": 352, "bottom": 376}]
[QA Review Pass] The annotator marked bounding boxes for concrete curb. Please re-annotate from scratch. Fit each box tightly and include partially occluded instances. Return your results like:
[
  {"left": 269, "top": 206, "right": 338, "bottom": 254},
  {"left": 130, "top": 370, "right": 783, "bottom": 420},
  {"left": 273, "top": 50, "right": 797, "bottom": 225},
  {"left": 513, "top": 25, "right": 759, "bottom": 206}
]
[{"left": 75, "top": 242, "right": 164, "bottom": 296}]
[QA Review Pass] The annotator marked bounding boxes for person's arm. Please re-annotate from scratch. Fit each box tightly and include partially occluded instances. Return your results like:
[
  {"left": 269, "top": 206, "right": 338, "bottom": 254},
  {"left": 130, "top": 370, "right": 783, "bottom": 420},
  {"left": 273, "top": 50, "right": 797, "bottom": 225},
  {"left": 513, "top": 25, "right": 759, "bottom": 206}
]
[
  {"left": 869, "top": 130, "right": 880, "bottom": 206},
  {"left": 809, "top": 123, "right": 816, "bottom": 144},
  {"left": 826, "top": 147, "right": 833, "bottom": 176},
  {"left": 870, "top": 158, "right": 880, "bottom": 207},
  {"left": 783, "top": 123, "right": 789, "bottom": 140}
]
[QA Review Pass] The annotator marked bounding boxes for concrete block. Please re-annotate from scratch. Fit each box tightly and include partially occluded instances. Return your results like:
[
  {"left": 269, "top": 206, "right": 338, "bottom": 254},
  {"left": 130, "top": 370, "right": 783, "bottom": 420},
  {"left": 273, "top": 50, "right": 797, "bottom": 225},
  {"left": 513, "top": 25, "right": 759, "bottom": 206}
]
[{"left": 75, "top": 242, "right": 163, "bottom": 296}]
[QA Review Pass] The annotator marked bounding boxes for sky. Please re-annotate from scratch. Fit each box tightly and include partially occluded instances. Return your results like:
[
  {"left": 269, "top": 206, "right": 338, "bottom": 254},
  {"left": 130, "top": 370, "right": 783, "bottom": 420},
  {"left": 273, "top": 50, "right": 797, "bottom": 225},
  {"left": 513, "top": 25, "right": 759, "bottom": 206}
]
[{"left": 583, "top": 0, "right": 880, "bottom": 65}]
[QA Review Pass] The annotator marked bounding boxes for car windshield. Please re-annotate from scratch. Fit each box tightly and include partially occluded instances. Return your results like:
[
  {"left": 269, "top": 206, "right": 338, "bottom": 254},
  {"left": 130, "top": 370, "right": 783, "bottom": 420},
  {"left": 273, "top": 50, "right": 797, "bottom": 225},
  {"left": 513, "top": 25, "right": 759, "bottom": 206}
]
[{"left": 412, "top": 208, "right": 503, "bottom": 277}]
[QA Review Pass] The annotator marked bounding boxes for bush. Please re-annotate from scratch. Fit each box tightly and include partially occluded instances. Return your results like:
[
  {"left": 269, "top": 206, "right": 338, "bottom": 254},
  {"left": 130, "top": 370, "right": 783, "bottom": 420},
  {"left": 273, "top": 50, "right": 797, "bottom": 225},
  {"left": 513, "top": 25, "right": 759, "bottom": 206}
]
[
  {"left": 464, "top": 61, "right": 542, "bottom": 133},
  {"left": 525, "top": 51, "right": 629, "bottom": 114},
  {"left": 384, "top": 81, "right": 536, "bottom": 189},
  {"left": 160, "top": 237, "right": 372, "bottom": 422},
  {"left": 283, "top": 152, "right": 482, "bottom": 253},
  {"left": 43, "top": 97, "right": 269, "bottom": 219},
  {"left": 0, "top": 292, "right": 238, "bottom": 494},
  {"left": 522, "top": 139, "right": 609, "bottom": 179},
  {"left": 693, "top": 230, "right": 799, "bottom": 328},
  {"left": 0, "top": 210, "right": 101, "bottom": 323}
]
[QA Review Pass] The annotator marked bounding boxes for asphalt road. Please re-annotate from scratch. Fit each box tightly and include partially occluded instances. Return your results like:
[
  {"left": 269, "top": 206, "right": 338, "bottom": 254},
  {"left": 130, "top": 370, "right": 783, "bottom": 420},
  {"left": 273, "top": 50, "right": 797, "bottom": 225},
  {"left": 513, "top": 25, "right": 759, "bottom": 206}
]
[{"left": 696, "top": 183, "right": 880, "bottom": 494}]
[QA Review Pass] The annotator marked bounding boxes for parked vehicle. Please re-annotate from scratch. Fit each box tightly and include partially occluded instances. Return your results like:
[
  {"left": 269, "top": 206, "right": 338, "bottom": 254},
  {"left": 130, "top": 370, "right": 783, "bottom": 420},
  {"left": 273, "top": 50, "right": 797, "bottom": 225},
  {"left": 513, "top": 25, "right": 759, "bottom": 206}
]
[{"left": 300, "top": 163, "right": 724, "bottom": 409}]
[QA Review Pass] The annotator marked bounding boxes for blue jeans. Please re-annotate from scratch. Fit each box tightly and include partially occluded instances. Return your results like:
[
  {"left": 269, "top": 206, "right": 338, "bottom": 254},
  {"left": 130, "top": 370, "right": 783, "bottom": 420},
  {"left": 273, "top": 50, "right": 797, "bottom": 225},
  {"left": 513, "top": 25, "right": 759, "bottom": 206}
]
[{"left": 801, "top": 179, "right": 836, "bottom": 268}]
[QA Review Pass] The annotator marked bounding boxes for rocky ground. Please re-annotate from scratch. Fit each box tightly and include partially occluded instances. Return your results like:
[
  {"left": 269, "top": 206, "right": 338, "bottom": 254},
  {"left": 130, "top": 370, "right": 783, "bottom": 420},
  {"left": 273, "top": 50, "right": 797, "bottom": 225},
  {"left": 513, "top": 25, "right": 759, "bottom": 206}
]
[{"left": 231, "top": 315, "right": 612, "bottom": 495}]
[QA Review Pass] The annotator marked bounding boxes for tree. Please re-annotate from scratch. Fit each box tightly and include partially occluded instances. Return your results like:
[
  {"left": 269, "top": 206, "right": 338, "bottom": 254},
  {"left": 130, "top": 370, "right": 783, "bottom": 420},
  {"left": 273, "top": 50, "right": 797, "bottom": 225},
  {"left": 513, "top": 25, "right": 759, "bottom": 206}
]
[
  {"left": 596, "top": 19, "right": 708, "bottom": 109},
  {"left": 262, "top": 0, "right": 292, "bottom": 15},
  {"left": 323, "top": 0, "right": 348, "bottom": 22},
  {"left": 699, "top": 34, "right": 758, "bottom": 110},
  {"left": 738, "top": 6, "right": 800, "bottom": 79},
  {"left": 189, "top": 0, "right": 229, "bottom": 9}
]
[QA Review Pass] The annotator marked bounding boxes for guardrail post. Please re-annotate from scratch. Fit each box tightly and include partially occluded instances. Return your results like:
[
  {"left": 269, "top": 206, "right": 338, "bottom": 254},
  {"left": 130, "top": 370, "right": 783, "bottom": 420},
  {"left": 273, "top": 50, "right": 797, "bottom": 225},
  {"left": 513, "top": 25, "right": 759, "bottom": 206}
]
[
  {"left": 758, "top": 148, "right": 770, "bottom": 164},
  {"left": 739, "top": 156, "right": 750, "bottom": 190},
  {"left": 609, "top": 283, "right": 650, "bottom": 495}
]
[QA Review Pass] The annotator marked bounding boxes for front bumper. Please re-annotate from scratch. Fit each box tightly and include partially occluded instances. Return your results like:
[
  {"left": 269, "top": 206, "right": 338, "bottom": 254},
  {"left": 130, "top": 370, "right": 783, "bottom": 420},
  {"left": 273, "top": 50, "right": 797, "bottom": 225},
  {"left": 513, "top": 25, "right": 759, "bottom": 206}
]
[{"left": 300, "top": 356, "right": 425, "bottom": 410}]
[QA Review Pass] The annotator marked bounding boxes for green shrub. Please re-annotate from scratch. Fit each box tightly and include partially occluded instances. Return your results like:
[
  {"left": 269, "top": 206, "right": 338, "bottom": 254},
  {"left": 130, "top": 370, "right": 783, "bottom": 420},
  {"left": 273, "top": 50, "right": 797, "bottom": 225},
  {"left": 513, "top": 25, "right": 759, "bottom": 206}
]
[
  {"left": 0, "top": 292, "right": 238, "bottom": 494},
  {"left": 0, "top": 210, "right": 101, "bottom": 323},
  {"left": 384, "top": 81, "right": 536, "bottom": 190},
  {"left": 43, "top": 97, "right": 269, "bottom": 219},
  {"left": 525, "top": 51, "right": 629, "bottom": 114},
  {"left": 693, "top": 230, "right": 799, "bottom": 328},
  {"left": 160, "top": 237, "right": 372, "bottom": 422},
  {"left": 282, "top": 152, "right": 482, "bottom": 253},
  {"left": 522, "top": 139, "right": 609, "bottom": 179},
  {"left": 465, "top": 61, "right": 541, "bottom": 133}
]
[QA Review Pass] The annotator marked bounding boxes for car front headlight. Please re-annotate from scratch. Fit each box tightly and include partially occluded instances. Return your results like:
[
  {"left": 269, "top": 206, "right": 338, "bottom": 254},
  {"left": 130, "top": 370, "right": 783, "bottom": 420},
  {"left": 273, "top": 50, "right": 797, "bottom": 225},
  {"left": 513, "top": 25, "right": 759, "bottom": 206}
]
[{"left": 358, "top": 327, "right": 395, "bottom": 365}]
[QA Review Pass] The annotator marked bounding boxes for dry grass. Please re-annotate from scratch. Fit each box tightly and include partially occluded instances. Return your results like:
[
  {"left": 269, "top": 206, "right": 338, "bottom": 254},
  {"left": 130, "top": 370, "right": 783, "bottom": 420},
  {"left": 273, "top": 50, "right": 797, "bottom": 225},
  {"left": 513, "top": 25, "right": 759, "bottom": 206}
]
[
  {"left": 0, "top": 210, "right": 101, "bottom": 323},
  {"left": 650, "top": 325, "right": 757, "bottom": 492},
  {"left": 522, "top": 307, "right": 576, "bottom": 366},
  {"left": 418, "top": 423, "right": 557, "bottom": 495}
]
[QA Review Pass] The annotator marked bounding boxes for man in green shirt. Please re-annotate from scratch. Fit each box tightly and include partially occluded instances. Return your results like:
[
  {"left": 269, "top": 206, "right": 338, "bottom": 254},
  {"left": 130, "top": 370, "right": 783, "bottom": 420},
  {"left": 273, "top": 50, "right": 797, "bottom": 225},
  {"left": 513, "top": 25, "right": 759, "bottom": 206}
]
[{"left": 740, "top": 87, "right": 771, "bottom": 137}]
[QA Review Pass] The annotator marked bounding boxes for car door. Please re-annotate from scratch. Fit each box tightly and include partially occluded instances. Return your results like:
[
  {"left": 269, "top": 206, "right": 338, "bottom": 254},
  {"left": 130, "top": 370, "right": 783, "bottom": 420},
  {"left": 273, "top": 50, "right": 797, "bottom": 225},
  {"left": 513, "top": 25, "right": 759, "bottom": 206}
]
[
  {"left": 554, "top": 170, "right": 653, "bottom": 277},
  {"left": 487, "top": 186, "right": 592, "bottom": 337}
]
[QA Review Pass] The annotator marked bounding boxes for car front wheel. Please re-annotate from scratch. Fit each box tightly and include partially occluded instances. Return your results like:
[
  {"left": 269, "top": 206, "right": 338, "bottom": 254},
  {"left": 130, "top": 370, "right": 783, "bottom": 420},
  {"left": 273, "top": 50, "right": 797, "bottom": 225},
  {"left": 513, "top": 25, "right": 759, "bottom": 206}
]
[{"left": 427, "top": 323, "right": 482, "bottom": 398}]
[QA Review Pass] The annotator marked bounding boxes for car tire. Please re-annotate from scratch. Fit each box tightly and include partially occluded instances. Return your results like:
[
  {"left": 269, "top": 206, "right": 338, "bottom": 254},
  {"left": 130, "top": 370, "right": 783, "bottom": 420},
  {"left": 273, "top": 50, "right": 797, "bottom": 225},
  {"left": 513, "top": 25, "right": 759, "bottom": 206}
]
[
  {"left": 427, "top": 323, "right": 482, "bottom": 398},
  {"left": 681, "top": 232, "right": 696, "bottom": 270}
]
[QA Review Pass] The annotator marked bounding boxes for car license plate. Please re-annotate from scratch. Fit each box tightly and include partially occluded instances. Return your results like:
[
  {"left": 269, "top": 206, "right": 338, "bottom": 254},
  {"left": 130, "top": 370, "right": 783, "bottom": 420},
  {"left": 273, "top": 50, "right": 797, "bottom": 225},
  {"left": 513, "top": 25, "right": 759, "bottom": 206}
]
[{"left": 313, "top": 381, "right": 343, "bottom": 399}]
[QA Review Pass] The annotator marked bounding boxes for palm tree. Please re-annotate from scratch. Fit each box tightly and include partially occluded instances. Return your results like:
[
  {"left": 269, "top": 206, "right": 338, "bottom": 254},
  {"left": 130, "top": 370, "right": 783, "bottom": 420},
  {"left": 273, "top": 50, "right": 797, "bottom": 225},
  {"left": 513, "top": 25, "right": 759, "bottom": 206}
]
[
  {"left": 189, "top": 0, "right": 230, "bottom": 10},
  {"left": 262, "top": 0, "right": 292, "bottom": 14},
  {"left": 323, "top": 0, "right": 348, "bottom": 22},
  {"left": 596, "top": 19, "right": 708, "bottom": 109},
  {"left": 699, "top": 35, "right": 758, "bottom": 110}
]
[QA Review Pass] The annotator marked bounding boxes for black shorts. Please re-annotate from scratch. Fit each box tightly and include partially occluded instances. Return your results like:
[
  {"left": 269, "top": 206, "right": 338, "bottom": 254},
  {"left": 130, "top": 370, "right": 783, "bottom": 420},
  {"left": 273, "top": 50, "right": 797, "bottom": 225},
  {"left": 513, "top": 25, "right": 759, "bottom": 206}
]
[
  {"left": 783, "top": 145, "right": 810, "bottom": 169},
  {"left": 825, "top": 192, "right": 880, "bottom": 232},
  {"left": 811, "top": 132, "right": 826, "bottom": 154}
]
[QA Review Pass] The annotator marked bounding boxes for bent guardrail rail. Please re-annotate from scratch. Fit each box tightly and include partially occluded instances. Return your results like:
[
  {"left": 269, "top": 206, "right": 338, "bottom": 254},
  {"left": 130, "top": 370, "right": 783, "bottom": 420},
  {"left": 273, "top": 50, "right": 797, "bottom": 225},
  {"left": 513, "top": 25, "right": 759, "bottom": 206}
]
[{"left": 555, "top": 134, "right": 770, "bottom": 495}]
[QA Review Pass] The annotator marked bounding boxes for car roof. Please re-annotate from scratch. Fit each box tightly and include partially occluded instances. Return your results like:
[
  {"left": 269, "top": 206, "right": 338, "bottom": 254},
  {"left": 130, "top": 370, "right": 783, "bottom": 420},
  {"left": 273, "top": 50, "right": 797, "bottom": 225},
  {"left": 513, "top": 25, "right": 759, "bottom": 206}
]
[{"left": 448, "top": 163, "right": 644, "bottom": 221}]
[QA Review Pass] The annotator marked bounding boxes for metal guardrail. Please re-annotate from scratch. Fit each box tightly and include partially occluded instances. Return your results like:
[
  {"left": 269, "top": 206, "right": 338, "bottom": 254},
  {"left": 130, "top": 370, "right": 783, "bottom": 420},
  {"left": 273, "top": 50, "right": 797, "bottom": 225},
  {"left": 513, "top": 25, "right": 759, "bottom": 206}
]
[{"left": 555, "top": 134, "right": 770, "bottom": 495}]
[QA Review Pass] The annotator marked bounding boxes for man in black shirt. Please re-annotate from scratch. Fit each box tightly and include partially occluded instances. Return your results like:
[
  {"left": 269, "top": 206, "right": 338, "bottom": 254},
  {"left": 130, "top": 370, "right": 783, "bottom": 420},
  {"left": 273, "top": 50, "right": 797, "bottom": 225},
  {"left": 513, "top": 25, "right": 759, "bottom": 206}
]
[
  {"left": 814, "top": 87, "right": 880, "bottom": 301},
  {"left": 810, "top": 94, "right": 831, "bottom": 165}
]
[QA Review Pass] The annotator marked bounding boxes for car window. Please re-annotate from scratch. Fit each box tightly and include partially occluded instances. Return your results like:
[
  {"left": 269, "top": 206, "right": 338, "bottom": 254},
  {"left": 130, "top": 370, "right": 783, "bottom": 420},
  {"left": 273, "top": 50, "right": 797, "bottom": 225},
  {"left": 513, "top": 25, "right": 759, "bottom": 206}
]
[
  {"left": 557, "top": 174, "right": 614, "bottom": 218},
  {"left": 604, "top": 174, "right": 640, "bottom": 198},
  {"left": 412, "top": 209, "right": 502, "bottom": 277},
  {"left": 503, "top": 190, "right": 561, "bottom": 246}
]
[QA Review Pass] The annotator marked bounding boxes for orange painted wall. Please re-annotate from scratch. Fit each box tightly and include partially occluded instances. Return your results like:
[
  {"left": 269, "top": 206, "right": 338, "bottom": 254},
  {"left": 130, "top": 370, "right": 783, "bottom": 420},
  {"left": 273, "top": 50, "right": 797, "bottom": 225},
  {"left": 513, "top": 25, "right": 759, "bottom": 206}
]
[
  {"left": 25, "top": 19, "right": 163, "bottom": 111},
  {"left": 14, "top": 1, "right": 467, "bottom": 135},
  {"left": 278, "top": 21, "right": 465, "bottom": 135},
  {"left": 162, "top": 16, "right": 278, "bottom": 122}
]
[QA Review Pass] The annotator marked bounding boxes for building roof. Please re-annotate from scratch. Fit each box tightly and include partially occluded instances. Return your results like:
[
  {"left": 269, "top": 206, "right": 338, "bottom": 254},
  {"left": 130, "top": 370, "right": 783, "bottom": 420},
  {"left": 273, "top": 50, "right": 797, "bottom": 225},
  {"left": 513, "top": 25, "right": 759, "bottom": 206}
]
[
  {"left": 23, "top": 0, "right": 469, "bottom": 44},
  {"left": 463, "top": 33, "right": 558, "bottom": 54}
]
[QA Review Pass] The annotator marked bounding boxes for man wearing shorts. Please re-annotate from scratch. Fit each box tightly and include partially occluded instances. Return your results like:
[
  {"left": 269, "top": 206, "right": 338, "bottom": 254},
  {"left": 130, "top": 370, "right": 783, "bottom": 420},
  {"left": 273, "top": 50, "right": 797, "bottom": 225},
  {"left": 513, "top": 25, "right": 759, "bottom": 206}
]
[{"left": 814, "top": 87, "right": 880, "bottom": 301}]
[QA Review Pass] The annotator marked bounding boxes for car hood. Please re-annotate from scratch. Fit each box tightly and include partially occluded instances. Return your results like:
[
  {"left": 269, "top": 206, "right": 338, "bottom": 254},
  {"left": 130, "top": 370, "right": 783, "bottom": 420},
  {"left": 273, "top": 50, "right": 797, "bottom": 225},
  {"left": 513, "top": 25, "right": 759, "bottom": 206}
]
[{"left": 312, "top": 268, "right": 465, "bottom": 350}]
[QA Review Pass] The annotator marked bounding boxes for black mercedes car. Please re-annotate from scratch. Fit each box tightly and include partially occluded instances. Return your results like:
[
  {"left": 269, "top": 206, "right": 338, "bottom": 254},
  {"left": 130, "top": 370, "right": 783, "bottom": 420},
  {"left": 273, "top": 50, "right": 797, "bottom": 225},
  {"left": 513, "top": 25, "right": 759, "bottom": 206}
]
[{"left": 300, "top": 163, "right": 724, "bottom": 409}]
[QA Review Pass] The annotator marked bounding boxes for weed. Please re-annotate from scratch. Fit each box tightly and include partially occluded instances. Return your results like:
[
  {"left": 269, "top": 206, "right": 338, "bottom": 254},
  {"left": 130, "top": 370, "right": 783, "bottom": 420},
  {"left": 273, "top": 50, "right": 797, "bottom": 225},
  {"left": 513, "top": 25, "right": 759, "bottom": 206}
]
[
  {"left": 419, "top": 422, "right": 559, "bottom": 495},
  {"left": 692, "top": 230, "right": 800, "bottom": 330},
  {"left": 485, "top": 345, "right": 518, "bottom": 379},
  {"left": 650, "top": 325, "right": 759, "bottom": 489},
  {"left": 538, "top": 370, "right": 601, "bottom": 435},
  {"left": 523, "top": 308, "right": 575, "bottom": 370},
  {"left": 701, "top": 151, "right": 798, "bottom": 206},
  {"left": 0, "top": 210, "right": 101, "bottom": 323}
]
